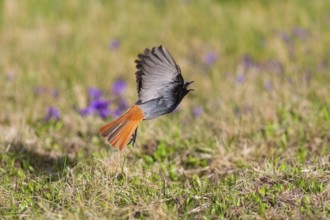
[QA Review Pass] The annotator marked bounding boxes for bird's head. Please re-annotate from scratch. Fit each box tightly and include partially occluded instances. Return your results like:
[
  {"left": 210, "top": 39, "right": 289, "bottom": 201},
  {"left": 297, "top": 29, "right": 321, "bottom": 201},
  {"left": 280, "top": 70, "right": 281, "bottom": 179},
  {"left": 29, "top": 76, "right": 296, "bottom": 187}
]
[{"left": 172, "top": 80, "right": 194, "bottom": 108}]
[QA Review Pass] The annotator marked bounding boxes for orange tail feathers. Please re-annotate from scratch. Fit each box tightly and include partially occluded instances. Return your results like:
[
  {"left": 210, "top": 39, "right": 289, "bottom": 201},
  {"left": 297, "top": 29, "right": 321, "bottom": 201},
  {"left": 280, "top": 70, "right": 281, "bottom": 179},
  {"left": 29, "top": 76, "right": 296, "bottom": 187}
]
[{"left": 99, "top": 105, "right": 144, "bottom": 150}]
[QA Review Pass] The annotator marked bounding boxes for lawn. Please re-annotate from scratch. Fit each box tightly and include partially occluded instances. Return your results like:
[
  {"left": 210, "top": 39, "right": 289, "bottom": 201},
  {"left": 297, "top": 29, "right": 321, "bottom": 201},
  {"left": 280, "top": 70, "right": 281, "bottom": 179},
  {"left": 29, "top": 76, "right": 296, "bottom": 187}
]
[{"left": 0, "top": 0, "right": 329, "bottom": 219}]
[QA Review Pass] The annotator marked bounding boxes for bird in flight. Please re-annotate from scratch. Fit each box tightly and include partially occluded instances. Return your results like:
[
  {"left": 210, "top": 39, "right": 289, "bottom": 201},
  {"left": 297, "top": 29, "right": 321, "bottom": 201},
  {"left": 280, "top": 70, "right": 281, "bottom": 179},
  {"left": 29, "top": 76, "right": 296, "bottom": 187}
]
[{"left": 99, "top": 46, "right": 193, "bottom": 150}]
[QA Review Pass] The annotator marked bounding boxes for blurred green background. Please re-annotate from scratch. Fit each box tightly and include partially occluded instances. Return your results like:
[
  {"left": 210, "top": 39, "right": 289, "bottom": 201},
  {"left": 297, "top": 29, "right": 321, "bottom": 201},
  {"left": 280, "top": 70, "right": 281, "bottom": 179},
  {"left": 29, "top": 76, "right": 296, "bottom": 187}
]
[{"left": 0, "top": 0, "right": 329, "bottom": 219}]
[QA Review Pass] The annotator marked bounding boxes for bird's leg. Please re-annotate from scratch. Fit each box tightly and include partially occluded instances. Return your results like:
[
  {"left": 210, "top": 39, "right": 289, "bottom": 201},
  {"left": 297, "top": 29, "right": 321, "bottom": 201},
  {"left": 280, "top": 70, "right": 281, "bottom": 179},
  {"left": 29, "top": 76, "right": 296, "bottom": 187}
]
[{"left": 128, "top": 127, "right": 139, "bottom": 146}]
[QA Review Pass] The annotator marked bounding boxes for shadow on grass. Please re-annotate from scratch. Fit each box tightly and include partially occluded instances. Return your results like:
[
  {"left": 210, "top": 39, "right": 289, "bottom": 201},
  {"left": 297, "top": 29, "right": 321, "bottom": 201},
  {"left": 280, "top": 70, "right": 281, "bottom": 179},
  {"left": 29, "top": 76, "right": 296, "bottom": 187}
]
[{"left": 5, "top": 143, "right": 77, "bottom": 181}]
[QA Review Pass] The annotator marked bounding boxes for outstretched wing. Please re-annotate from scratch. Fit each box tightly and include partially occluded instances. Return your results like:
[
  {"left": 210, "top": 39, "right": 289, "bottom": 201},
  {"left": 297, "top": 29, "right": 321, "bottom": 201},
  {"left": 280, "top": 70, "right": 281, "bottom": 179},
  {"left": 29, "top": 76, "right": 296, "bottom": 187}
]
[{"left": 135, "top": 46, "right": 184, "bottom": 103}]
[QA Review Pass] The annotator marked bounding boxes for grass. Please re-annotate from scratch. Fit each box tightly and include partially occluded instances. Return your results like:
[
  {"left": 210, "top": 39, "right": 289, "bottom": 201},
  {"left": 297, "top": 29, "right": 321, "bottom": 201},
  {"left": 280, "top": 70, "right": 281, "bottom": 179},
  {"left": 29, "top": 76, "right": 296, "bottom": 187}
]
[{"left": 1, "top": 0, "right": 330, "bottom": 219}]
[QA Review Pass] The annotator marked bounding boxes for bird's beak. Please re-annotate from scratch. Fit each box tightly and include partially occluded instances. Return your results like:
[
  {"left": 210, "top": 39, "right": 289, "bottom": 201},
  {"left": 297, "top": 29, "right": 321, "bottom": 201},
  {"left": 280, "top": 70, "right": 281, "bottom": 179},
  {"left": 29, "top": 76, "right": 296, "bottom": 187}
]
[{"left": 186, "top": 81, "right": 195, "bottom": 92}]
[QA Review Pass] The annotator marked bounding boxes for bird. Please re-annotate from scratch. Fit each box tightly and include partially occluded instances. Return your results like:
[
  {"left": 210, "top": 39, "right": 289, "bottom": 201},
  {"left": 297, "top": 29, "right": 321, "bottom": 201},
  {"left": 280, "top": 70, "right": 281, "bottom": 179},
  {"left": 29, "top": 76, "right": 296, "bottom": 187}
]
[{"left": 99, "top": 45, "right": 193, "bottom": 150}]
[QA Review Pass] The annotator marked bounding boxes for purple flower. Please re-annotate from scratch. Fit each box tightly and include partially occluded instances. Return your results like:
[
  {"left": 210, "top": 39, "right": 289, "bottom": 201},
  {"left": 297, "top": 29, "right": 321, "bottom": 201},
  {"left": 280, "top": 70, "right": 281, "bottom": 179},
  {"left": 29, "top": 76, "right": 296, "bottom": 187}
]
[
  {"left": 193, "top": 107, "right": 203, "bottom": 117},
  {"left": 33, "top": 86, "right": 60, "bottom": 98},
  {"left": 112, "top": 99, "right": 128, "bottom": 118},
  {"left": 112, "top": 80, "right": 127, "bottom": 96},
  {"left": 264, "top": 60, "right": 284, "bottom": 74},
  {"left": 33, "top": 86, "right": 48, "bottom": 95},
  {"left": 51, "top": 88, "right": 60, "bottom": 98},
  {"left": 80, "top": 106, "right": 94, "bottom": 117},
  {"left": 280, "top": 32, "right": 291, "bottom": 43},
  {"left": 109, "top": 39, "right": 121, "bottom": 51},
  {"left": 203, "top": 52, "right": 218, "bottom": 66},
  {"left": 88, "top": 87, "right": 103, "bottom": 100},
  {"left": 235, "top": 73, "right": 246, "bottom": 85},
  {"left": 240, "top": 54, "right": 255, "bottom": 71},
  {"left": 80, "top": 99, "right": 111, "bottom": 119},
  {"left": 45, "top": 106, "right": 60, "bottom": 122},
  {"left": 243, "top": 105, "right": 253, "bottom": 114},
  {"left": 292, "top": 27, "right": 309, "bottom": 40}
]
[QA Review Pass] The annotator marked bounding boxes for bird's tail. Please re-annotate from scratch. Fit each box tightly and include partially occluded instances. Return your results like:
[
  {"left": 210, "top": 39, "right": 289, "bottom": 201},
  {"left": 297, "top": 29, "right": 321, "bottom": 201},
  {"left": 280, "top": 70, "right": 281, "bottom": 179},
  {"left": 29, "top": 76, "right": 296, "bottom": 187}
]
[{"left": 99, "top": 105, "right": 144, "bottom": 150}]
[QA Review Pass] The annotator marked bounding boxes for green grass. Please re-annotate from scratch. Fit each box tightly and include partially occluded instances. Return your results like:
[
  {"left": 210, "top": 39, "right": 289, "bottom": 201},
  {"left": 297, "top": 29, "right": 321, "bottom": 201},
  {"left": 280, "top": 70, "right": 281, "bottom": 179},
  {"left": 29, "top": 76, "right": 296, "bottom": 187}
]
[{"left": 1, "top": 0, "right": 330, "bottom": 219}]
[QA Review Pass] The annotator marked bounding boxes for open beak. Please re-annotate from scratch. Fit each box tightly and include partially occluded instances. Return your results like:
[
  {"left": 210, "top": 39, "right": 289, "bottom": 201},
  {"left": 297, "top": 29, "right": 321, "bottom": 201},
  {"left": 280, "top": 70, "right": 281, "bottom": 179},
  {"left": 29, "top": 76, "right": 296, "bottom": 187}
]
[{"left": 186, "top": 81, "right": 195, "bottom": 92}]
